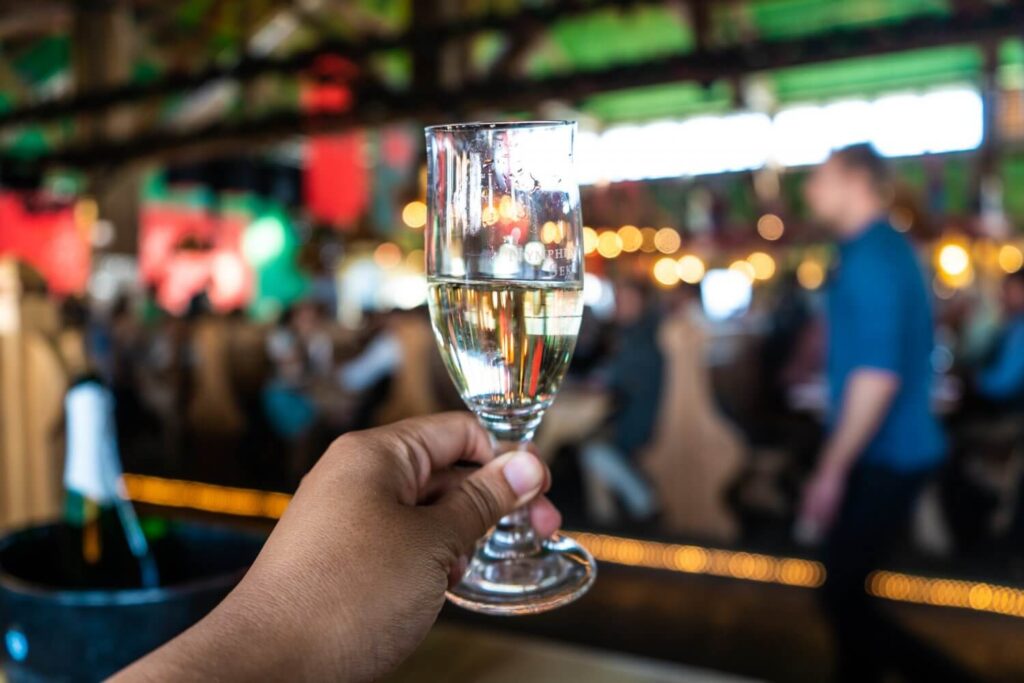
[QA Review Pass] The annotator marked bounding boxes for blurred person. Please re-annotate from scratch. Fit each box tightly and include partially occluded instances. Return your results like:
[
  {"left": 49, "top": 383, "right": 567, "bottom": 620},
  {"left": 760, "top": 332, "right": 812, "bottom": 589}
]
[
  {"left": 264, "top": 304, "right": 326, "bottom": 479},
  {"left": 115, "top": 413, "right": 559, "bottom": 682},
  {"left": 362, "top": 307, "right": 450, "bottom": 426},
  {"left": 971, "top": 270, "right": 1024, "bottom": 558},
  {"left": 186, "top": 296, "right": 246, "bottom": 438},
  {"left": 974, "top": 270, "right": 1024, "bottom": 405},
  {"left": 580, "top": 279, "right": 660, "bottom": 525},
  {"left": 800, "top": 145, "right": 961, "bottom": 682}
]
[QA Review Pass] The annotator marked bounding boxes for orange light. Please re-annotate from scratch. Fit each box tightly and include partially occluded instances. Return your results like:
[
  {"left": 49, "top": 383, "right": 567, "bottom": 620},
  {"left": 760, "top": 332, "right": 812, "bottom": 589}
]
[
  {"left": 406, "top": 249, "right": 425, "bottom": 272},
  {"left": 654, "top": 228, "right": 681, "bottom": 254},
  {"left": 868, "top": 570, "right": 1024, "bottom": 618},
  {"left": 541, "top": 221, "right": 564, "bottom": 244},
  {"left": 498, "top": 195, "right": 522, "bottom": 221},
  {"left": 374, "top": 242, "right": 402, "bottom": 269},
  {"left": 936, "top": 239, "right": 973, "bottom": 289},
  {"left": 937, "top": 243, "right": 970, "bottom": 276},
  {"left": 583, "top": 227, "right": 599, "bottom": 255},
  {"left": 757, "top": 214, "right": 784, "bottom": 241},
  {"left": 797, "top": 259, "right": 825, "bottom": 290},
  {"left": 74, "top": 198, "right": 99, "bottom": 231},
  {"left": 747, "top": 251, "right": 776, "bottom": 281},
  {"left": 618, "top": 225, "right": 643, "bottom": 252},
  {"left": 124, "top": 473, "right": 1024, "bottom": 617},
  {"left": 573, "top": 531, "right": 824, "bottom": 588},
  {"left": 401, "top": 200, "right": 427, "bottom": 229},
  {"left": 653, "top": 257, "right": 680, "bottom": 287},
  {"left": 998, "top": 244, "right": 1023, "bottom": 274},
  {"left": 122, "top": 474, "right": 290, "bottom": 519},
  {"left": 597, "top": 231, "right": 623, "bottom": 259},
  {"left": 676, "top": 254, "right": 705, "bottom": 284},
  {"left": 729, "top": 259, "right": 756, "bottom": 283},
  {"left": 640, "top": 227, "right": 658, "bottom": 253}
]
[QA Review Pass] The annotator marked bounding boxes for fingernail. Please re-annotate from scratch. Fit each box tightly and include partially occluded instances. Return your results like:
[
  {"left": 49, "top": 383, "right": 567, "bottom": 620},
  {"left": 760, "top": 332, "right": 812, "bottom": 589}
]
[{"left": 503, "top": 451, "right": 544, "bottom": 501}]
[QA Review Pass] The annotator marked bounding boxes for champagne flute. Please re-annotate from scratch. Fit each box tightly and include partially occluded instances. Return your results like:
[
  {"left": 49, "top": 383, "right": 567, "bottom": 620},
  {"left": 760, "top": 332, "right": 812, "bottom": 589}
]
[{"left": 425, "top": 121, "right": 596, "bottom": 615}]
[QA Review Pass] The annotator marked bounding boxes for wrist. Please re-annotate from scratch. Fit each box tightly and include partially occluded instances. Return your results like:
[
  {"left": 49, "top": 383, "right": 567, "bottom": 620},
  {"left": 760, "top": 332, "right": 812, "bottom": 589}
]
[{"left": 818, "top": 451, "right": 853, "bottom": 478}]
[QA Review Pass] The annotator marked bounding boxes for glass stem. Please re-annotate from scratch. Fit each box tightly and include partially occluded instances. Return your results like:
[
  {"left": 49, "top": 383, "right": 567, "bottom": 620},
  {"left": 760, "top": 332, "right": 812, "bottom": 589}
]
[{"left": 480, "top": 434, "right": 542, "bottom": 559}]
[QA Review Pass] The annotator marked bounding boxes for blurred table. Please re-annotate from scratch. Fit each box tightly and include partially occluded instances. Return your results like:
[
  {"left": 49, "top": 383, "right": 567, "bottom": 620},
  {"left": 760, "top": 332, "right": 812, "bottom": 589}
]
[{"left": 385, "top": 624, "right": 756, "bottom": 683}]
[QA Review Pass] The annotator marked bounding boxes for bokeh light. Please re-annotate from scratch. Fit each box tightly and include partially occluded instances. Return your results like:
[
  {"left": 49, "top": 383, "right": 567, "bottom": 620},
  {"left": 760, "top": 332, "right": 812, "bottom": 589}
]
[
  {"left": 654, "top": 227, "right": 681, "bottom": 254},
  {"left": 209, "top": 251, "right": 248, "bottom": 308},
  {"left": 653, "top": 257, "right": 680, "bottom": 287},
  {"left": 998, "top": 244, "right": 1023, "bottom": 273},
  {"left": 746, "top": 251, "right": 776, "bottom": 280},
  {"left": 640, "top": 227, "right": 658, "bottom": 253},
  {"left": 937, "top": 243, "right": 970, "bottom": 276},
  {"left": 729, "top": 259, "right": 756, "bottom": 283},
  {"left": 243, "top": 214, "right": 287, "bottom": 266},
  {"left": 541, "top": 221, "right": 564, "bottom": 244},
  {"left": 597, "top": 231, "right": 623, "bottom": 259},
  {"left": 797, "top": 259, "right": 825, "bottom": 290},
  {"left": 373, "top": 242, "right": 402, "bottom": 269},
  {"left": 618, "top": 225, "right": 643, "bottom": 252},
  {"left": 498, "top": 195, "right": 521, "bottom": 221},
  {"left": 401, "top": 200, "right": 427, "bottom": 229},
  {"left": 676, "top": 254, "right": 706, "bottom": 284},
  {"left": 582, "top": 227, "right": 598, "bottom": 255},
  {"left": 757, "top": 214, "right": 785, "bottom": 241},
  {"left": 406, "top": 249, "right": 425, "bottom": 272}
]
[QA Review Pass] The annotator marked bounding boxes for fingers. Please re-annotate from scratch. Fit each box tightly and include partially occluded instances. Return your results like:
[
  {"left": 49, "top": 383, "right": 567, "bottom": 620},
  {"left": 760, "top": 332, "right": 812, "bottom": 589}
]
[
  {"left": 419, "top": 467, "right": 473, "bottom": 504},
  {"left": 390, "top": 411, "right": 495, "bottom": 469},
  {"left": 432, "top": 450, "right": 547, "bottom": 554},
  {"left": 529, "top": 496, "right": 562, "bottom": 538},
  {"left": 348, "top": 412, "right": 492, "bottom": 503},
  {"left": 420, "top": 460, "right": 551, "bottom": 504}
]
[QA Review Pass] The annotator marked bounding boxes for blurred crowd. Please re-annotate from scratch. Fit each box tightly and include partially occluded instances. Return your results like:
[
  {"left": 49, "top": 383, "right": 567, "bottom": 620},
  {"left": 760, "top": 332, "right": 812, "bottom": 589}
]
[
  {"left": 2, "top": 258, "right": 1020, "bottom": 563},
  {"left": 3, "top": 189, "right": 1024, "bottom": 595}
]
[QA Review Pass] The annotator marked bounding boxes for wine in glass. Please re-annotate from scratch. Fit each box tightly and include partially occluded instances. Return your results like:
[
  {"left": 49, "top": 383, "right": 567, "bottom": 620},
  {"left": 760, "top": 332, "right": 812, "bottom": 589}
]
[{"left": 425, "top": 121, "right": 596, "bottom": 615}]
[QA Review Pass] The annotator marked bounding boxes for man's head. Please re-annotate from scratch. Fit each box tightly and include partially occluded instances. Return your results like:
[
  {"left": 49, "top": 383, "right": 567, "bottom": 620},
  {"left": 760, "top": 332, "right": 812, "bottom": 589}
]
[
  {"left": 1002, "top": 270, "right": 1024, "bottom": 316},
  {"left": 804, "top": 144, "right": 891, "bottom": 237}
]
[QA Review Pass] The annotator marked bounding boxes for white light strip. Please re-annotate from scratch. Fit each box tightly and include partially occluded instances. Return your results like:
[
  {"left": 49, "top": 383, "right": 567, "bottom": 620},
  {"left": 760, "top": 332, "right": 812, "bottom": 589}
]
[{"left": 577, "top": 86, "right": 984, "bottom": 184}]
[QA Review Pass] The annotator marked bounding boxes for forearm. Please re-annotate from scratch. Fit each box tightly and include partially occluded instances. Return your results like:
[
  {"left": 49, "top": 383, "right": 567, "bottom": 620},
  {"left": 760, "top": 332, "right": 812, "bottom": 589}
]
[
  {"left": 820, "top": 369, "right": 900, "bottom": 472},
  {"left": 113, "top": 577, "right": 349, "bottom": 682}
]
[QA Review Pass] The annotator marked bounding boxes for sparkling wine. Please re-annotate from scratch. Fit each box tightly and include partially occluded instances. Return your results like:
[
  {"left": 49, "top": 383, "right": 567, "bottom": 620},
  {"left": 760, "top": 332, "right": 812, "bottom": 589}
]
[{"left": 428, "top": 278, "right": 583, "bottom": 438}]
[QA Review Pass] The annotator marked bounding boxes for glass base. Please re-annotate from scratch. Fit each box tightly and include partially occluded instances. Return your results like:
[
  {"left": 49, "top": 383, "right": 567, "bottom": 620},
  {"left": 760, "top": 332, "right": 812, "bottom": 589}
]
[{"left": 446, "top": 533, "right": 596, "bottom": 616}]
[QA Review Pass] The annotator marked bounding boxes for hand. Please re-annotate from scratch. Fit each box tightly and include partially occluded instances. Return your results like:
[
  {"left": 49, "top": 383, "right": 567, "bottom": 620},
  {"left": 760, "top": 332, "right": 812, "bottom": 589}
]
[
  {"left": 799, "top": 461, "right": 849, "bottom": 536},
  {"left": 115, "top": 413, "right": 561, "bottom": 682}
]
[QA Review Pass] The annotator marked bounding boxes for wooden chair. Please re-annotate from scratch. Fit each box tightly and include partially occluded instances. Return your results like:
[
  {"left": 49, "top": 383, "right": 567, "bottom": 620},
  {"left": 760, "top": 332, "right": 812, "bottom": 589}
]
[{"left": 640, "top": 313, "right": 745, "bottom": 542}]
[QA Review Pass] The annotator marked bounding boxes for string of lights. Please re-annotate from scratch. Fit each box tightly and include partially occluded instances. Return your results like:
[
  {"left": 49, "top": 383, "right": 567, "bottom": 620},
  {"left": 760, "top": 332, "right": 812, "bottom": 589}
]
[{"left": 122, "top": 473, "right": 1024, "bottom": 619}]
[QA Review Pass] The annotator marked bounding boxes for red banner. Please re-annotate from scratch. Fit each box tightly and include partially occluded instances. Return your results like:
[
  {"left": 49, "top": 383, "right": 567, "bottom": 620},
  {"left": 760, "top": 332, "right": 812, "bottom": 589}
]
[{"left": 0, "top": 193, "right": 90, "bottom": 294}]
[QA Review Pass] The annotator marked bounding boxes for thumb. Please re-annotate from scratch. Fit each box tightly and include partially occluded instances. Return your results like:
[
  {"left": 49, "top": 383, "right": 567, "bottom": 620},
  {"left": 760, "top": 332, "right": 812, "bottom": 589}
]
[{"left": 433, "top": 450, "right": 546, "bottom": 555}]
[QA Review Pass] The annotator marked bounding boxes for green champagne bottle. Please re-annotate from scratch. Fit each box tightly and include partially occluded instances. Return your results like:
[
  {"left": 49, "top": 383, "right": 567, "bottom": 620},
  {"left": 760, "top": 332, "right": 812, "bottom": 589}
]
[{"left": 62, "top": 377, "right": 159, "bottom": 589}]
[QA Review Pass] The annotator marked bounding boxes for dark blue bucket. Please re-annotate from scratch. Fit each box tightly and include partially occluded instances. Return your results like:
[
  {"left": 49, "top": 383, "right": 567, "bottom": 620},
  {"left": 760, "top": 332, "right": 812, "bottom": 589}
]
[{"left": 0, "top": 522, "right": 264, "bottom": 682}]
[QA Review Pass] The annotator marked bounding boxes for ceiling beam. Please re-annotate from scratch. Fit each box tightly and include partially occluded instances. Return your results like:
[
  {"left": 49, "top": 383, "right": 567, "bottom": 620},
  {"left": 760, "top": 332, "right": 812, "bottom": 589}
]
[
  {"left": 5, "top": 1, "right": 1024, "bottom": 170},
  {"left": 0, "top": 0, "right": 667, "bottom": 129}
]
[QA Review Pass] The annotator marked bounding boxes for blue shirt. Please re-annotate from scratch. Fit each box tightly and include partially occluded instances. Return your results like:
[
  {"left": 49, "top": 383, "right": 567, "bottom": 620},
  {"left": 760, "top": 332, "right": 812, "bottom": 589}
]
[
  {"left": 977, "top": 314, "right": 1024, "bottom": 405},
  {"left": 826, "top": 220, "right": 946, "bottom": 471}
]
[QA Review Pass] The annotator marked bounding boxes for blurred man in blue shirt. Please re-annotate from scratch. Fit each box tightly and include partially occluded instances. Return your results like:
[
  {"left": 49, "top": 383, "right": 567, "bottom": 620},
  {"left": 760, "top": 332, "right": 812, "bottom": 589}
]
[
  {"left": 801, "top": 145, "right": 958, "bottom": 682},
  {"left": 976, "top": 270, "right": 1024, "bottom": 405}
]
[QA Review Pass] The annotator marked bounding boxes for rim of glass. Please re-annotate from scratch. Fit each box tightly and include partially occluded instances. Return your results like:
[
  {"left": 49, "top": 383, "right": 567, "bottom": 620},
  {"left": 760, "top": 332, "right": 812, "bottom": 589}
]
[{"left": 425, "top": 120, "right": 575, "bottom": 133}]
